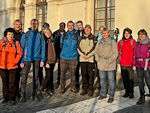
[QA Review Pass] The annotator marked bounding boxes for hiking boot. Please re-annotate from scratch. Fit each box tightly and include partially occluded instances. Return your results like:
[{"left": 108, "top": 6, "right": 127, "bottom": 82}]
[
  {"left": 59, "top": 88, "right": 65, "bottom": 94},
  {"left": 129, "top": 93, "right": 134, "bottom": 98},
  {"left": 8, "top": 101, "right": 15, "bottom": 105},
  {"left": 70, "top": 88, "right": 77, "bottom": 93},
  {"left": 80, "top": 90, "right": 88, "bottom": 96},
  {"left": 108, "top": 98, "right": 114, "bottom": 103},
  {"left": 88, "top": 91, "right": 94, "bottom": 97},
  {"left": 20, "top": 96, "right": 25, "bottom": 103},
  {"left": 137, "top": 96, "right": 145, "bottom": 105},
  {"left": 98, "top": 95, "right": 107, "bottom": 100},
  {"left": 122, "top": 93, "right": 129, "bottom": 98},
  {"left": 31, "top": 96, "right": 40, "bottom": 101},
  {"left": 1, "top": 99, "right": 9, "bottom": 104}
]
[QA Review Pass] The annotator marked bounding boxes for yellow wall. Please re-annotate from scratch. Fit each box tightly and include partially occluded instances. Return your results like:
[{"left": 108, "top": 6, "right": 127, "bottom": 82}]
[{"left": 115, "top": 0, "right": 150, "bottom": 40}]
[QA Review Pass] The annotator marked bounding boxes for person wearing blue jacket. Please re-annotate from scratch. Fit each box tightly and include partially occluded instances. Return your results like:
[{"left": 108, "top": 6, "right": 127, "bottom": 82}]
[
  {"left": 59, "top": 20, "right": 80, "bottom": 94},
  {"left": 20, "top": 19, "right": 45, "bottom": 102}
]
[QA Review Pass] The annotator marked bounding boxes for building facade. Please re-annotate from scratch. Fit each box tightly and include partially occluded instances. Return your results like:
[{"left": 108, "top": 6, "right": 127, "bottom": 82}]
[{"left": 0, "top": 0, "right": 150, "bottom": 39}]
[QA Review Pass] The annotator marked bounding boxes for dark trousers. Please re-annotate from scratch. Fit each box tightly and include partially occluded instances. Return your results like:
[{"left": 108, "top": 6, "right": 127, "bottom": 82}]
[
  {"left": 56, "top": 57, "right": 61, "bottom": 85},
  {"left": 38, "top": 67, "right": 43, "bottom": 86},
  {"left": 60, "top": 58, "right": 78, "bottom": 90},
  {"left": 76, "top": 59, "right": 80, "bottom": 88},
  {"left": 80, "top": 62, "right": 95, "bottom": 92},
  {"left": 136, "top": 67, "right": 150, "bottom": 96},
  {"left": 41, "top": 64, "right": 55, "bottom": 90},
  {"left": 16, "top": 67, "right": 22, "bottom": 97},
  {"left": 121, "top": 66, "right": 134, "bottom": 95},
  {"left": 20, "top": 61, "right": 40, "bottom": 97},
  {"left": 0, "top": 69, "right": 17, "bottom": 101}
]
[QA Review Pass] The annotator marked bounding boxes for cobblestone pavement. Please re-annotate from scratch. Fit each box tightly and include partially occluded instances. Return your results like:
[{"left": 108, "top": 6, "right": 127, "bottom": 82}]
[{"left": 0, "top": 64, "right": 147, "bottom": 113}]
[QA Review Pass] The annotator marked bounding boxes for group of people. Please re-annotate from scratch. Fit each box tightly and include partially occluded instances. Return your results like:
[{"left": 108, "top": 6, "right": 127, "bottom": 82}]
[{"left": 0, "top": 19, "right": 150, "bottom": 106}]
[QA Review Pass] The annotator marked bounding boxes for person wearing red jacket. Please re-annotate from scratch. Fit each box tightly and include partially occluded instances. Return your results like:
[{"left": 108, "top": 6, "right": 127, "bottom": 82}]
[
  {"left": 0, "top": 28, "right": 22, "bottom": 105},
  {"left": 118, "top": 28, "right": 136, "bottom": 98}
]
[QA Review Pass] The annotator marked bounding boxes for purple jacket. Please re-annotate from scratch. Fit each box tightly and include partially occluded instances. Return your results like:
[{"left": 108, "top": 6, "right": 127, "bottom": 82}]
[{"left": 132, "top": 37, "right": 150, "bottom": 68}]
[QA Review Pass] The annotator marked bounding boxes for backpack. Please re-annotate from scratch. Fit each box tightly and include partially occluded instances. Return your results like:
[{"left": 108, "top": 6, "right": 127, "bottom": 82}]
[
  {"left": 24, "top": 31, "right": 42, "bottom": 47},
  {"left": 2, "top": 39, "right": 17, "bottom": 54}
]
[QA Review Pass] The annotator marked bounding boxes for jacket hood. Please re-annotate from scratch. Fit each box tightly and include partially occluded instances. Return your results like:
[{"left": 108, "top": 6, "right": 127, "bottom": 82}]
[{"left": 137, "top": 36, "right": 149, "bottom": 44}]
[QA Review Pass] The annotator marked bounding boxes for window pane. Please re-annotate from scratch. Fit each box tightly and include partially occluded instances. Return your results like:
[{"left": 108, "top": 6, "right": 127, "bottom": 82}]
[
  {"left": 95, "top": 0, "right": 105, "bottom": 8},
  {"left": 95, "top": 9, "right": 105, "bottom": 19},
  {"left": 95, "top": 20, "right": 105, "bottom": 30}
]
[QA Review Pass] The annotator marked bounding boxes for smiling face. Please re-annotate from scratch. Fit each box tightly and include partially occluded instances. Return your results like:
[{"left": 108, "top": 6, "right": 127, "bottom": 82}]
[
  {"left": 124, "top": 31, "right": 131, "bottom": 39},
  {"left": 77, "top": 22, "right": 83, "bottom": 31},
  {"left": 102, "top": 31, "right": 109, "bottom": 38},
  {"left": 44, "top": 30, "right": 52, "bottom": 38},
  {"left": 85, "top": 27, "right": 91, "bottom": 36},
  {"left": 14, "top": 21, "right": 22, "bottom": 32},
  {"left": 6, "top": 32, "right": 14, "bottom": 41},
  {"left": 138, "top": 33, "right": 146, "bottom": 40},
  {"left": 30, "top": 20, "right": 39, "bottom": 31},
  {"left": 67, "top": 22, "right": 74, "bottom": 31}
]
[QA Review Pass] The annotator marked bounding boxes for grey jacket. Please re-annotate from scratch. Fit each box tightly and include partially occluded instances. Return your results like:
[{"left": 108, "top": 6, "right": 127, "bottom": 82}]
[{"left": 95, "top": 37, "right": 118, "bottom": 71}]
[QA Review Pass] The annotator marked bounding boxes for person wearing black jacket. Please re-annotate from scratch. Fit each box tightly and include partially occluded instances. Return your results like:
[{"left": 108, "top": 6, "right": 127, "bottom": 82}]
[
  {"left": 38, "top": 22, "right": 50, "bottom": 86},
  {"left": 76, "top": 20, "right": 85, "bottom": 89},
  {"left": 52, "top": 22, "right": 66, "bottom": 87},
  {"left": 13, "top": 19, "right": 23, "bottom": 98}
]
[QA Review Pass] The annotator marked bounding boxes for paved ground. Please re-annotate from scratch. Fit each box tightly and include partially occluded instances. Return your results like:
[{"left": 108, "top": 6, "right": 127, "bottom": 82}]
[{"left": 1, "top": 64, "right": 149, "bottom": 113}]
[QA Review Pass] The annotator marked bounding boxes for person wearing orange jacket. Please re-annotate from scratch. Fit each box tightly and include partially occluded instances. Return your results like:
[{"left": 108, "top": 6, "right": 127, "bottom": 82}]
[
  {"left": 118, "top": 28, "right": 136, "bottom": 98},
  {"left": 0, "top": 28, "right": 22, "bottom": 105}
]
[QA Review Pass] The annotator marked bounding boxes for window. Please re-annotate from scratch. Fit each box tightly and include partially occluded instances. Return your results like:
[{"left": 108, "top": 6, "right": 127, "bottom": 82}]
[
  {"left": 94, "top": 0, "right": 115, "bottom": 35},
  {"left": 20, "top": 0, "right": 25, "bottom": 30},
  {"left": 36, "top": 0, "right": 47, "bottom": 30}
]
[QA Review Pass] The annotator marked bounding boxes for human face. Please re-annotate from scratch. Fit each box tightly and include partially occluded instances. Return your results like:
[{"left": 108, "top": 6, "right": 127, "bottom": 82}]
[
  {"left": 99, "top": 27, "right": 103, "bottom": 34},
  {"left": 30, "top": 20, "right": 39, "bottom": 31},
  {"left": 102, "top": 31, "right": 109, "bottom": 38},
  {"left": 14, "top": 21, "right": 22, "bottom": 32},
  {"left": 60, "top": 24, "right": 65, "bottom": 31},
  {"left": 6, "top": 32, "right": 14, "bottom": 41},
  {"left": 124, "top": 31, "right": 131, "bottom": 39},
  {"left": 67, "top": 22, "right": 74, "bottom": 31},
  {"left": 77, "top": 22, "right": 83, "bottom": 31},
  {"left": 44, "top": 30, "right": 51, "bottom": 38},
  {"left": 138, "top": 33, "right": 146, "bottom": 40},
  {"left": 85, "top": 27, "right": 91, "bottom": 36}
]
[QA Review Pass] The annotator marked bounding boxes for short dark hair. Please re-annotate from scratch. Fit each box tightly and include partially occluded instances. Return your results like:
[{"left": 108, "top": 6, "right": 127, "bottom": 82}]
[
  {"left": 138, "top": 29, "right": 147, "bottom": 36},
  {"left": 30, "top": 19, "right": 38, "bottom": 24},
  {"left": 123, "top": 27, "right": 132, "bottom": 35},
  {"left": 42, "top": 22, "right": 50, "bottom": 29},
  {"left": 67, "top": 20, "right": 74, "bottom": 26},
  {"left": 59, "top": 22, "right": 66, "bottom": 27},
  {"left": 77, "top": 20, "right": 83, "bottom": 24},
  {"left": 4, "top": 27, "right": 15, "bottom": 37},
  {"left": 85, "top": 24, "right": 91, "bottom": 29},
  {"left": 13, "top": 19, "right": 22, "bottom": 25}
]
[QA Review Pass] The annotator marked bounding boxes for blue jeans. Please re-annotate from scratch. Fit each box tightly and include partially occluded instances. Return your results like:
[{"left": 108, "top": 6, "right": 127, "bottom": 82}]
[{"left": 99, "top": 71, "right": 116, "bottom": 98}]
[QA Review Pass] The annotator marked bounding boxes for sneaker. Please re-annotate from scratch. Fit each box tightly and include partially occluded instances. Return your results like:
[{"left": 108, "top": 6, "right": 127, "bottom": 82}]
[
  {"left": 20, "top": 96, "right": 25, "bottom": 103},
  {"left": 137, "top": 96, "right": 145, "bottom": 105},
  {"left": 98, "top": 95, "right": 107, "bottom": 100},
  {"left": 80, "top": 90, "right": 88, "bottom": 96},
  {"left": 1, "top": 99, "right": 9, "bottom": 104},
  {"left": 88, "top": 91, "right": 94, "bottom": 97},
  {"left": 108, "top": 98, "right": 114, "bottom": 103}
]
